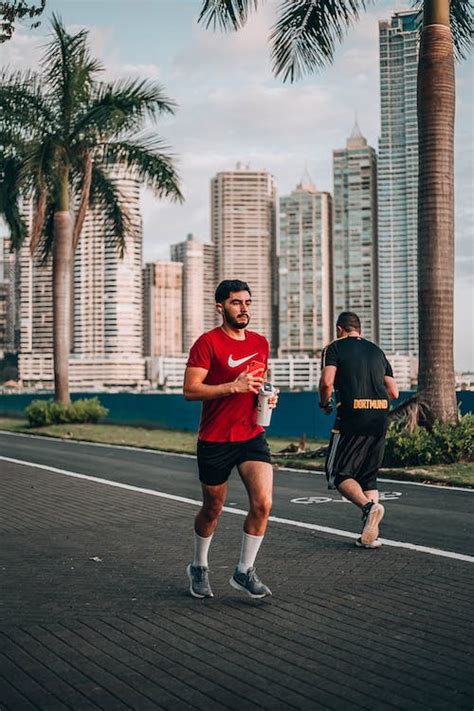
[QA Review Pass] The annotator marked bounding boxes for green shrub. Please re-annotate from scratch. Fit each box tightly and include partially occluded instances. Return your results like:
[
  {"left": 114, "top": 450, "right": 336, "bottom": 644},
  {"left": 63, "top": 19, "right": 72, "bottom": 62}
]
[
  {"left": 66, "top": 397, "right": 108, "bottom": 424},
  {"left": 26, "top": 397, "right": 108, "bottom": 427},
  {"left": 25, "top": 399, "right": 52, "bottom": 427},
  {"left": 49, "top": 400, "right": 68, "bottom": 424},
  {"left": 384, "top": 414, "right": 474, "bottom": 467}
]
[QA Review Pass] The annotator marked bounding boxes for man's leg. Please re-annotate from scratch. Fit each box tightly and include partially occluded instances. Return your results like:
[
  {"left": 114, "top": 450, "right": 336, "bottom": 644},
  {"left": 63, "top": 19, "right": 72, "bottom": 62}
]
[
  {"left": 188, "top": 482, "right": 227, "bottom": 599},
  {"left": 238, "top": 460, "right": 273, "bottom": 536},
  {"left": 364, "top": 489, "right": 379, "bottom": 504},
  {"left": 194, "top": 482, "right": 227, "bottom": 539},
  {"left": 229, "top": 460, "right": 273, "bottom": 598},
  {"left": 337, "top": 478, "right": 372, "bottom": 508}
]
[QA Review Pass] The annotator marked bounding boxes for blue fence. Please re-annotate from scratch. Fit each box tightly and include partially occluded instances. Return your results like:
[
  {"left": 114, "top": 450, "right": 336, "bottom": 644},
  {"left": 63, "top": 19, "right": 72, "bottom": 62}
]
[{"left": 0, "top": 390, "right": 472, "bottom": 440}]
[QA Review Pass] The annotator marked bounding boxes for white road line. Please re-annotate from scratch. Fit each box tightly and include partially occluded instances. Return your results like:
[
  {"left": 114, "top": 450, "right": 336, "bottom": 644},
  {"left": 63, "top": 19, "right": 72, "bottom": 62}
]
[
  {"left": 1, "top": 430, "right": 472, "bottom": 492},
  {"left": 1, "top": 455, "right": 473, "bottom": 564}
]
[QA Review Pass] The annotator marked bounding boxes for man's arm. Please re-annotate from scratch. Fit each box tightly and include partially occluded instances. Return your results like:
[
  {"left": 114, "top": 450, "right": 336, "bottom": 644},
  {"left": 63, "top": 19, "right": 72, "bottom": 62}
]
[
  {"left": 319, "top": 365, "right": 337, "bottom": 412},
  {"left": 183, "top": 366, "right": 264, "bottom": 401},
  {"left": 384, "top": 376, "right": 399, "bottom": 400}
]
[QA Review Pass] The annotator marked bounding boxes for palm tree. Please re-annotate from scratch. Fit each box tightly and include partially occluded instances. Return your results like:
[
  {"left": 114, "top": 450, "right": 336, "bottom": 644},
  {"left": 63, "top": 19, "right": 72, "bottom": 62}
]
[
  {"left": 198, "top": 0, "right": 472, "bottom": 425},
  {"left": 0, "top": 14, "right": 182, "bottom": 404}
]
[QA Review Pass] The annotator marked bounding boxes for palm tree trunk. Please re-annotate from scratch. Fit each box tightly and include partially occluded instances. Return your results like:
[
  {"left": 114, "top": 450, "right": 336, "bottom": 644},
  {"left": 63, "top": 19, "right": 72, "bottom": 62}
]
[
  {"left": 52, "top": 175, "right": 73, "bottom": 405},
  {"left": 416, "top": 0, "right": 458, "bottom": 423}
]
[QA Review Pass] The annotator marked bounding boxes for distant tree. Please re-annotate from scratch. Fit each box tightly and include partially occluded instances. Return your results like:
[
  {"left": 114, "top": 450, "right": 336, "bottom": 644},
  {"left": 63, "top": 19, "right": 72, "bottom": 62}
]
[{"left": 0, "top": 0, "right": 46, "bottom": 42}]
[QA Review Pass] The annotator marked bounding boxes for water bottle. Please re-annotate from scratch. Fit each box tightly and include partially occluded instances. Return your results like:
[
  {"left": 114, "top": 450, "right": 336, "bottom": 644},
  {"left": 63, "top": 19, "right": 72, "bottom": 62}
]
[{"left": 256, "top": 382, "right": 275, "bottom": 427}]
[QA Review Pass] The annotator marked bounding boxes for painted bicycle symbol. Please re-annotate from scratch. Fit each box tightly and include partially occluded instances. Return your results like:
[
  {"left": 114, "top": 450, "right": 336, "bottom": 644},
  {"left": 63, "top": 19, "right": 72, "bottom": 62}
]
[{"left": 291, "top": 491, "right": 403, "bottom": 505}]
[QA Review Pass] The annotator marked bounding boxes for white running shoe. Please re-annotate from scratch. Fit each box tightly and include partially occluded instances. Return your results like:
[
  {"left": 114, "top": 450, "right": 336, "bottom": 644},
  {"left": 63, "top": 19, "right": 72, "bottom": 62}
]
[
  {"left": 360, "top": 502, "right": 385, "bottom": 545},
  {"left": 355, "top": 537, "right": 382, "bottom": 549}
]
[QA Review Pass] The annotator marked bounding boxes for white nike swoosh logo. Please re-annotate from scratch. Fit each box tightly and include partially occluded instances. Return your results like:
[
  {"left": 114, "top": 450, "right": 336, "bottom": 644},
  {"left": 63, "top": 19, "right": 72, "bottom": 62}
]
[{"left": 228, "top": 352, "right": 258, "bottom": 368}]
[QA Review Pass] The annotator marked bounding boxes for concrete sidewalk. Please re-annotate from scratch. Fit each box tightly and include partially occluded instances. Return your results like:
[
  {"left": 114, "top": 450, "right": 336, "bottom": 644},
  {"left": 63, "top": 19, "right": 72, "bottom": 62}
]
[{"left": 1, "top": 459, "right": 473, "bottom": 710}]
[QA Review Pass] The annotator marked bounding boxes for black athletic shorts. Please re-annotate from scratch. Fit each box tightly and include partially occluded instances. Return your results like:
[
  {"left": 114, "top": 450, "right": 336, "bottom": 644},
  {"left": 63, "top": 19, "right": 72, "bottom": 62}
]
[
  {"left": 325, "top": 431, "right": 386, "bottom": 491},
  {"left": 197, "top": 433, "right": 272, "bottom": 486}
]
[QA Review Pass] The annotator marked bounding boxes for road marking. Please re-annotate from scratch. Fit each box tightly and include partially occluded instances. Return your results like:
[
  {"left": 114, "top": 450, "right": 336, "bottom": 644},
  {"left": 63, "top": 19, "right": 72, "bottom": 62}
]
[
  {"left": 0, "top": 430, "right": 472, "bottom": 492},
  {"left": 1, "top": 455, "right": 473, "bottom": 564},
  {"left": 291, "top": 492, "right": 403, "bottom": 504}
]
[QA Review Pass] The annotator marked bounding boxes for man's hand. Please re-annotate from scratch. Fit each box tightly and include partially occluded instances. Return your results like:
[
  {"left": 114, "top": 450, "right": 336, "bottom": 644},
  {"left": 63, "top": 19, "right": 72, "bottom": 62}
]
[
  {"left": 233, "top": 369, "right": 264, "bottom": 395},
  {"left": 319, "top": 401, "right": 333, "bottom": 415},
  {"left": 269, "top": 389, "right": 279, "bottom": 410}
]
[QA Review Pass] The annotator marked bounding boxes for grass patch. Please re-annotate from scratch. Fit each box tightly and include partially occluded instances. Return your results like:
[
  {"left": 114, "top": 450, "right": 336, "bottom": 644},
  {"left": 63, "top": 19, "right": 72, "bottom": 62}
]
[
  {"left": 0, "top": 418, "right": 324, "bottom": 456},
  {"left": 0, "top": 418, "right": 472, "bottom": 487}
]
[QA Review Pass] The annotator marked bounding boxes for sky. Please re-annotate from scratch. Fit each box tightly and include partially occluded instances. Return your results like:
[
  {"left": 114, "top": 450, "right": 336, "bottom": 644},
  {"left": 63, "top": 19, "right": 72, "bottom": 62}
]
[{"left": 1, "top": 0, "right": 473, "bottom": 369}]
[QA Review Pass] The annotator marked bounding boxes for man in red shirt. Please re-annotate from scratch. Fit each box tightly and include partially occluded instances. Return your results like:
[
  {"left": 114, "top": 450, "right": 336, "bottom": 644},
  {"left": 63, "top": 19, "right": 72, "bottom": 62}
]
[{"left": 184, "top": 279, "right": 278, "bottom": 599}]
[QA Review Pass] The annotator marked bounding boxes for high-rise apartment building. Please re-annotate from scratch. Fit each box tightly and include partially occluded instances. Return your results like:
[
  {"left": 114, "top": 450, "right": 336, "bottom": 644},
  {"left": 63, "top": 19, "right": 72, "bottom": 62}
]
[
  {"left": 143, "top": 261, "right": 183, "bottom": 357},
  {"left": 0, "top": 236, "right": 8, "bottom": 356},
  {"left": 19, "top": 171, "right": 147, "bottom": 387},
  {"left": 73, "top": 171, "right": 144, "bottom": 359},
  {"left": 333, "top": 122, "right": 379, "bottom": 342},
  {"left": 171, "top": 233, "right": 216, "bottom": 352},
  {"left": 378, "top": 10, "right": 420, "bottom": 354},
  {"left": 279, "top": 176, "right": 332, "bottom": 356},
  {"left": 2, "top": 236, "right": 20, "bottom": 353},
  {"left": 211, "top": 165, "right": 278, "bottom": 350}
]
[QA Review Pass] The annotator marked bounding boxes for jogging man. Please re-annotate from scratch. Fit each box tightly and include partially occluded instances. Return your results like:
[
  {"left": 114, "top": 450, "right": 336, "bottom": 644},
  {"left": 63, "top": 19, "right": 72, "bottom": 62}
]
[
  {"left": 319, "top": 312, "right": 399, "bottom": 548},
  {"left": 184, "top": 279, "right": 278, "bottom": 598}
]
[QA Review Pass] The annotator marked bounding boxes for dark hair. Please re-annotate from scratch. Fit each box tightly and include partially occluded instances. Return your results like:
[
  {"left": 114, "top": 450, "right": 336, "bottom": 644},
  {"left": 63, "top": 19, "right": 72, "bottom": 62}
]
[
  {"left": 336, "top": 311, "right": 361, "bottom": 333},
  {"left": 215, "top": 279, "right": 251, "bottom": 303}
]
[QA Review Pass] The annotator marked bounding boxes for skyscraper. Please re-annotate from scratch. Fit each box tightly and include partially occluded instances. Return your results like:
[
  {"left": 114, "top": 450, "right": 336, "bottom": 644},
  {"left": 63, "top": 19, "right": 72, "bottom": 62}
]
[
  {"left": 73, "top": 171, "right": 144, "bottom": 359},
  {"left": 211, "top": 165, "right": 278, "bottom": 349},
  {"left": 143, "top": 261, "right": 183, "bottom": 357},
  {"left": 171, "top": 233, "right": 216, "bottom": 352},
  {"left": 2, "top": 236, "right": 19, "bottom": 354},
  {"left": 279, "top": 175, "right": 332, "bottom": 355},
  {"left": 378, "top": 10, "right": 420, "bottom": 354},
  {"left": 333, "top": 122, "right": 379, "bottom": 342},
  {"left": 18, "top": 171, "right": 147, "bottom": 387},
  {"left": 0, "top": 236, "right": 8, "bottom": 356}
]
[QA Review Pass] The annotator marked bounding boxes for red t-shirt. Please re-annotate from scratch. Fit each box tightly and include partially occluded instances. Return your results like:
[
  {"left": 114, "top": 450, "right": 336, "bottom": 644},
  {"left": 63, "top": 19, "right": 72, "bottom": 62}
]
[{"left": 187, "top": 327, "right": 269, "bottom": 442}]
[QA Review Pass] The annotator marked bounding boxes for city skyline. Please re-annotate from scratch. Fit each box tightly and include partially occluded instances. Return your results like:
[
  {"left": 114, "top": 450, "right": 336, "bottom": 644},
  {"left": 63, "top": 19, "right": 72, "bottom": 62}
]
[{"left": 0, "top": 0, "right": 472, "bottom": 369}]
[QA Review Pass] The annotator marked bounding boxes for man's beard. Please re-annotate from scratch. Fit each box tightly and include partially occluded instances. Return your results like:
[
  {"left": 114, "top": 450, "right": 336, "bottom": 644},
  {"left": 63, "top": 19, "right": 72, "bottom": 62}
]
[{"left": 223, "top": 308, "right": 250, "bottom": 330}]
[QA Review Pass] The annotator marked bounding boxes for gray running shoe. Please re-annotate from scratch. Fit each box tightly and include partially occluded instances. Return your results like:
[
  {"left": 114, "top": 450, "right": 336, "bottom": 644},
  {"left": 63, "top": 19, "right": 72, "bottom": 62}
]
[
  {"left": 187, "top": 563, "right": 214, "bottom": 598},
  {"left": 355, "top": 537, "right": 382, "bottom": 549},
  {"left": 229, "top": 566, "right": 272, "bottom": 599},
  {"left": 361, "top": 502, "right": 385, "bottom": 545}
]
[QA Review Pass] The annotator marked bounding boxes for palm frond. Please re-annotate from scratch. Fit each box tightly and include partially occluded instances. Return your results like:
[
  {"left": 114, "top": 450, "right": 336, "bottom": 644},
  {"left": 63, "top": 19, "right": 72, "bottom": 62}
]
[
  {"left": 88, "top": 164, "right": 136, "bottom": 256},
  {"left": 0, "top": 154, "right": 28, "bottom": 248},
  {"left": 102, "top": 136, "right": 183, "bottom": 202},
  {"left": 0, "top": 68, "right": 54, "bottom": 132},
  {"left": 270, "top": 0, "right": 372, "bottom": 82},
  {"left": 72, "top": 151, "right": 92, "bottom": 249},
  {"left": 42, "top": 14, "right": 103, "bottom": 128},
  {"left": 30, "top": 183, "right": 47, "bottom": 254},
  {"left": 198, "top": 0, "right": 259, "bottom": 30},
  {"left": 38, "top": 203, "right": 56, "bottom": 263},
  {"left": 72, "top": 78, "right": 176, "bottom": 142}
]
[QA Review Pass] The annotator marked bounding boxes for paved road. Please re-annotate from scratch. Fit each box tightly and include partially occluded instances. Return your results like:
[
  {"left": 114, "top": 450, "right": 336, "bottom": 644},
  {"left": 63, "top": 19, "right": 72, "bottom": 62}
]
[
  {"left": 0, "top": 431, "right": 472, "bottom": 556},
  {"left": 1, "top": 431, "right": 473, "bottom": 710}
]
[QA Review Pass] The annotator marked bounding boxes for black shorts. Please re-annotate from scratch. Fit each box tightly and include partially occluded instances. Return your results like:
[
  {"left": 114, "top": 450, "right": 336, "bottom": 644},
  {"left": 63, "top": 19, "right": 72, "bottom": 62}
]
[
  {"left": 325, "top": 431, "right": 386, "bottom": 491},
  {"left": 197, "top": 433, "right": 272, "bottom": 486}
]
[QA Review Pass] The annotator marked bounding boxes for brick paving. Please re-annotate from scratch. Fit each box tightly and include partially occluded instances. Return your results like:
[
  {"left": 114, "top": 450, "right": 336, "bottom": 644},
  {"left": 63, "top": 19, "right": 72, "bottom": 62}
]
[{"left": 0, "top": 459, "right": 473, "bottom": 710}]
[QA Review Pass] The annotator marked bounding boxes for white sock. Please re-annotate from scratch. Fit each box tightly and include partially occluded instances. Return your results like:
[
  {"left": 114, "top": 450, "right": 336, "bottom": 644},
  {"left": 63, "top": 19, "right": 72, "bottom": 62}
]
[
  {"left": 193, "top": 531, "right": 213, "bottom": 568},
  {"left": 237, "top": 532, "right": 264, "bottom": 573}
]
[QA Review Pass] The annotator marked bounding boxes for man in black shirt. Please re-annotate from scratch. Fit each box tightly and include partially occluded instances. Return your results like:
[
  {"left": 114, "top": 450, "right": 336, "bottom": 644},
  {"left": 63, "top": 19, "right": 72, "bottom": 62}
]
[{"left": 319, "top": 312, "right": 399, "bottom": 549}]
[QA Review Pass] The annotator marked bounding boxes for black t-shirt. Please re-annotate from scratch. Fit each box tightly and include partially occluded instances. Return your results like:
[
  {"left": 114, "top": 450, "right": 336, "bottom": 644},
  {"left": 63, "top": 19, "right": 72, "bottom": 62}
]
[{"left": 321, "top": 336, "right": 394, "bottom": 436}]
